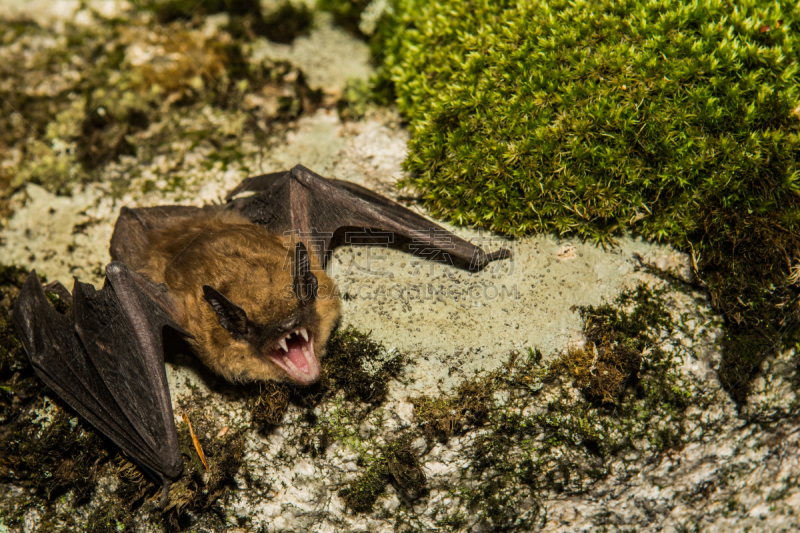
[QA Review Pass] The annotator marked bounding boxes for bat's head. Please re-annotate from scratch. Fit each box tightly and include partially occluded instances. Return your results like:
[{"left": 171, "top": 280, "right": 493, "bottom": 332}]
[{"left": 172, "top": 226, "right": 341, "bottom": 385}]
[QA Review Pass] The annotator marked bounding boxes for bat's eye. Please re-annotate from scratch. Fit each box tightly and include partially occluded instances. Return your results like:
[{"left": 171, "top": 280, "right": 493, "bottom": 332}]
[{"left": 202, "top": 285, "right": 248, "bottom": 339}]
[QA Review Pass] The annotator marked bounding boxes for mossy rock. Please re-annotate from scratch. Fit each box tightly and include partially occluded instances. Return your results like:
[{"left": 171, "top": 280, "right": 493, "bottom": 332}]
[{"left": 374, "top": 0, "right": 800, "bottom": 402}]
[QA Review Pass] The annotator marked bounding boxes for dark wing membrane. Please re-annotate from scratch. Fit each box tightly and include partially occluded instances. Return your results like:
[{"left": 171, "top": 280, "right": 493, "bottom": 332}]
[
  {"left": 225, "top": 165, "right": 511, "bottom": 269},
  {"left": 12, "top": 264, "right": 185, "bottom": 485},
  {"left": 110, "top": 205, "right": 207, "bottom": 271}
]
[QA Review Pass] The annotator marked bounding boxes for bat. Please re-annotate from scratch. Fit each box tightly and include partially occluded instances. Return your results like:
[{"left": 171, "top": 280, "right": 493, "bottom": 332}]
[{"left": 11, "top": 164, "right": 510, "bottom": 504}]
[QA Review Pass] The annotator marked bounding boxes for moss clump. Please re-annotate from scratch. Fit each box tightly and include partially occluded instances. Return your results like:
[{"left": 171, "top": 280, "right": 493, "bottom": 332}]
[
  {"left": 339, "top": 433, "right": 425, "bottom": 512},
  {"left": 139, "top": 0, "right": 261, "bottom": 23},
  {"left": 411, "top": 377, "right": 492, "bottom": 442},
  {"left": 701, "top": 212, "right": 800, "bottom": 402},
  {"left": 401, "top": 284, "right": 692, "bottom": 529},
  {"left": 249, "top": 381, "right": 293, "bottom": 427},
  {"left": 556, "top": 285, "right": 691, "bottom": 435},
  {"left": 376, "top": 0, "right": 800, "bottom": 402},
  {"left": 381, "top": 0, "right": 800, "bottom": 240},
  {"left": 0, "top": 397, "right": 111, "bottom": 503},
  {"left": 143, "top": 0, "right": 312, "bottom": 43},
  {"left": 0, "top": 15, "right": 322, "bottom": 211},
  {"left": 556, "top": 285, "right": 672, "bottom": 403},
  {"left": 321, "top": 326, "right": 404, "bottom": 404},
  {"left": 337, "top": 78, "right": 373, "bottom": 121},
  {"left": 84, "top": 413, "right": 246, "bottom": 532}
]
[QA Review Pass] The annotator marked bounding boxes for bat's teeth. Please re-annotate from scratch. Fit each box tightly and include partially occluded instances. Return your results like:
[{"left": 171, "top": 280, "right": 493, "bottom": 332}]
[
  {"left": 298, "top": 327, "right": 309, "bottom": 342},
  {"left": 279, "top": 338, "right": 289, "bottom": 352}
]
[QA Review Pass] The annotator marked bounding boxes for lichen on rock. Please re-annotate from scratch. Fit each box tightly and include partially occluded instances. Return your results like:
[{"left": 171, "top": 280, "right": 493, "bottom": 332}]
[{"left": 1, "top": 0, "right": 800, "bottom": 531}]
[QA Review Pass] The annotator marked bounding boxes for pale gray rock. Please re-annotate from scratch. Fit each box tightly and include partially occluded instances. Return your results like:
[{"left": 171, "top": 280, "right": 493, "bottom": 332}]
[{"left": 1, "top": 4, "right": 798, "bottom": 533}]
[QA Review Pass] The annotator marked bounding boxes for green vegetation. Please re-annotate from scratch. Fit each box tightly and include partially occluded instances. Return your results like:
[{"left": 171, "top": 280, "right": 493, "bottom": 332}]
[
  {"left": 401, "top": 285, "right": 694, "bottom": 529},
  {"left": 352, "top": 0, "right": 800, "bottom": 402},
  {"left": 322, "top": 326, "right": 404, "bottom": 403},
  {"left": 339, "top": 433, "right": 425, "bottom": 512},
  {"left": 411, "top": 376, "right": 492, "bottom": 441},
  {"left": 257, "top": 1, "right": 314, "bottom": 44},
  {"left": 555, "top": 285, "right": 672, "bottom": 404},
  {"left": 0, "top": 396, "right": 111, "bottom": 505},
  {"left": 378, "top": 0, "right": 800, "bottom": 239},
  {"left": 0, "top": 11, "right": 321, "bottom": 212},
  {"left": 139, "top": 0, "right": 264, "bottom": 23},
  {"left": 0, "top": 266, "right": 33, "bottom": 425}
]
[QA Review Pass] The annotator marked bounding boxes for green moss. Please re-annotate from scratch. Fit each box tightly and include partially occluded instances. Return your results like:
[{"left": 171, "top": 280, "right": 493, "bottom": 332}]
[
  {"left": 143, "top": 0, "right": 312, "bottom": 43},
  {"left": 138, "top": 0, "right": 260, "bottom": 23},
  {"left": 337, "top": 77, "right": 373, "bottom": 121},
  {"left": 0, "top": 396, "right": 111, "bottom": 504},
  {"left": 249, "top": 380, "right": 292, "bottom": 428},
  {"left": 396, "top": 284, "right": 693, "bottom": 529},
  {"left": 321, "top": 326, "right": 404, "bottom": 404},
  {"left": 699, "top": 212, "right": 800, "bottom": 402},
  {"left": 0, "top": 14, "right": 322, "bottom": 210},
  {"left": 339, "top": 432, "right": 425, "bottom": 512},
  {"left": 554, "top": 285, "right": 672, "bottom": 404},
  {"left": 411, "top": 376, "right": 492, "bottom": 442},
  {"left": 381, "top": 0, "right": 800, "bottom": 240},
  {"left": 375, "top": 0, "right": 800, "bottom": 402}
]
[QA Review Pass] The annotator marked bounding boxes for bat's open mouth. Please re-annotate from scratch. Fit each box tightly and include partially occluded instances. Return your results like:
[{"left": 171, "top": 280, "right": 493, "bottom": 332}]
[{"left": 268, "top": 327, "right": 320, "bottom": 384}]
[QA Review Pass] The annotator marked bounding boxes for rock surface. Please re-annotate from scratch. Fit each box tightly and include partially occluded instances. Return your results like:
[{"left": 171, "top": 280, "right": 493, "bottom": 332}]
[{"left": 0, "top": 2, "right": 798, "bottom": 532}]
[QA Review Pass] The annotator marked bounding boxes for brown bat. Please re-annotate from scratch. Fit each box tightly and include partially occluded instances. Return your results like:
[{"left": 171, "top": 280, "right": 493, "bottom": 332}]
[{"left": 12, "top": 165, "right": 510, "bottom": 502}]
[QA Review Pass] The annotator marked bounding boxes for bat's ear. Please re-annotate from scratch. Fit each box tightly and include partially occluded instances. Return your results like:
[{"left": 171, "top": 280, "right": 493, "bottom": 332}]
[
  {"left": 202, "top": 286, "right": 248, "bottom": 339},
  {"left": 292, "top": 242, "right": 318, "bottom": 305}
]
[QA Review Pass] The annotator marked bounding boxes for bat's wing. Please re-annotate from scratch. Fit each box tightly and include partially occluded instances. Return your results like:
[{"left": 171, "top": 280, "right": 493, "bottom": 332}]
[
  {"left": 12, "top": 263, "right": 186, "bottom": 497},
  {"left": 225, "top": 164, "right": 511, "bottom": 269}
]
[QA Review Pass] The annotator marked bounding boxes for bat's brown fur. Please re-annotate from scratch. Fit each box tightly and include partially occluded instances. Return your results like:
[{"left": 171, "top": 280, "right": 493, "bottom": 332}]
[{"left": 131, "top": 210, "right": 341, "bottom": 383}]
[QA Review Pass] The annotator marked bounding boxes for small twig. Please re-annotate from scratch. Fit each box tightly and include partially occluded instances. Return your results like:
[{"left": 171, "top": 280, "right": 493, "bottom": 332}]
[{"left": 182, "top": 413, "right": 209, "bottom": 471}]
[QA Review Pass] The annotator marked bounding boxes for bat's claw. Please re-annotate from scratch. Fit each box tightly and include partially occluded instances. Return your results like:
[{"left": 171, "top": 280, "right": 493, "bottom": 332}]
[
  {"left": 486, "top": 248, "right": 512, "bottom": 262},
  {"left": 159, "top": 480, "right": 171, "bottom": 509}
]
